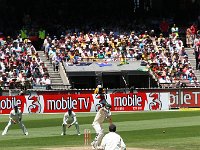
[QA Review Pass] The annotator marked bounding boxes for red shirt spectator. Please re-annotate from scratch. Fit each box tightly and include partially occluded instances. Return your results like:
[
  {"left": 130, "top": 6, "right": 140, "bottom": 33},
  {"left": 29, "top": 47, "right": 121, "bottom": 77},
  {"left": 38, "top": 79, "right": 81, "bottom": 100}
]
[
  {"left": 190, "top": 24, "right": 197, "bottom": 35},
  {"left": 160, "top": 20, "right": 169, "bottom": 34}
]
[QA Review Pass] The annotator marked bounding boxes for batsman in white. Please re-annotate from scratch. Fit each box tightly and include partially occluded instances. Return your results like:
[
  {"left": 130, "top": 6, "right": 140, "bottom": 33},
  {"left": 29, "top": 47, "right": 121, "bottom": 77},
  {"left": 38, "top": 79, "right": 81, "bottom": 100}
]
[
  {"left": 61, "top": 108, "right": 80, "bottom": 135},
  {"left": 2, "top": 105, "right": 28, "bottom": 136},
  {"left": 97, "top": 124, "right": 126, "bottom": 150},
  {"left": 91, "top": 103, "right": 112, "bottom": 149}
]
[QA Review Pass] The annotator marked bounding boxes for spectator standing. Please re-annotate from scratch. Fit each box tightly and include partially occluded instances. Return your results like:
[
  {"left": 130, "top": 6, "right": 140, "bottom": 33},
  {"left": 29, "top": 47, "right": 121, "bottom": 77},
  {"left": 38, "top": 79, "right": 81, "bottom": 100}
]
[
  {"left": 190, "top": 23, "right": 198, "bottom": 43},
  {"left": 194, "top": 43, "right": 200, "bottom": 70},
  {"left": 52, "top": 52, "right": 61, "bottom": 71},
  {"left": 186, "top": 27, "right": 193, "bottom": 48},
  {"left": 160, "top": 19, "right": 169, "bottom": 37},
  {"left": 171, "top": 24, "right": 179, "bottom": 37}
]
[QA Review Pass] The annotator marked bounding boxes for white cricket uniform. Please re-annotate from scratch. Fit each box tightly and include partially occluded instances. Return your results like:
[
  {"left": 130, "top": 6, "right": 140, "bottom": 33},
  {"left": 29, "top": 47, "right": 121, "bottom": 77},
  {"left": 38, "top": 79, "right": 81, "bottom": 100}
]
[
  {"left": 2, "top": 109, "right": 28, "bottom": 135},
  {"left": 62, "top": 111, "right": 80, "bottom": 135},
  {"left": 98, "top": 132, "right": 126, "bottom": 150},
  {"left": 10, "top": 109, "right": 22, "bottom": 122},
  {"left": 92, "top": 107, "right": 111, "bottom": 133},
  {"left": 63, "top": 111, "right": 77, "bottom": 125},
  {"left": 92, "top": 107, "right": 112, "bottom": 148}
]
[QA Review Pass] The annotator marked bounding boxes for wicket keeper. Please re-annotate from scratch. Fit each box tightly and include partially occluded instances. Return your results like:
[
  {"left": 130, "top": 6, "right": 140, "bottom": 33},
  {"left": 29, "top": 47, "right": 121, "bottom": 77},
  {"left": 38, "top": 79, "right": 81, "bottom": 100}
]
[
  {"left": 91, "top": 103, "right": 112, "bottom": 149},
  {"left": 61, "top": 108, "right": 80, "bottom": 136}
]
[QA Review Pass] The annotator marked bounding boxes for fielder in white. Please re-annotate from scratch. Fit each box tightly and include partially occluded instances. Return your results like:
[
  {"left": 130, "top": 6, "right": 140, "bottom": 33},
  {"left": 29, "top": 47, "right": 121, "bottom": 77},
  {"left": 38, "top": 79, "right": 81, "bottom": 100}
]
[
  {"left": 61, "top": 108, "right": 80, "bottom": 135},
  {"left": 91, "top": 104, "right": 112, "bottom": 149},
  {"left": 97, "top": 124, "right": 126, "bottom": 150},
  {"left": 2, "top": 105, "right": 28, "bottom": 136}
]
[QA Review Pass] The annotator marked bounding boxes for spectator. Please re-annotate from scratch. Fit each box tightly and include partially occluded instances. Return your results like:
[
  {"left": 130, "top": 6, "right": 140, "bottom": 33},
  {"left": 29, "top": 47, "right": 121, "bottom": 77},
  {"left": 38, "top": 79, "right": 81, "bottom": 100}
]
[
  {"left": 52, "top": 52, "right": 61, "bottom": 71},
  {"left": 40, "top": 74, "right": 51, "bottom": 90},
  {"left": 32, "top": 67, "right": 43, "bottom": 85},
  {"left": 194, "top": 43, "right": 200, "bottom": 70},
  {"left": 171, "top": 24, "right": 179, "bottom": 37},
  {"left": 186, "top": 27, "right": 193, "bottom": 48},
  {"left": 160, "top": 19, "right": 169, "bottom": 37},
  {"left": 190, "top": 23, "right": 198, "bottom": 43},
  {"left": 98, "top": 50, "right": 105, "bottom": 59}
]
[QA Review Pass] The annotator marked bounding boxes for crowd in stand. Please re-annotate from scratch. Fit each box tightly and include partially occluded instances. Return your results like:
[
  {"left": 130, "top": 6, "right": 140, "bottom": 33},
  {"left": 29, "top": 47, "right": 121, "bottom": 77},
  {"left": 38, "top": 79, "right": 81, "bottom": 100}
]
[
  {"left": 43, "top": 24, "right": 200, "bottom": 88},
  {"left": 1, "top": 22, "right": 200, "bottom": 90},
  {"left": 0, "top": 37, "right": 51, "bottom": 90}
]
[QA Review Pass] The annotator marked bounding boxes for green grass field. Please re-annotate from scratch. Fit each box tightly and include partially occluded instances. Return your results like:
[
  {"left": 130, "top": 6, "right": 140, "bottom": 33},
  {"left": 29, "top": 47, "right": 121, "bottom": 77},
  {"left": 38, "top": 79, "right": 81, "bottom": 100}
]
[{"left": 1, "top": 111, "right": 200, "bottom": 150}]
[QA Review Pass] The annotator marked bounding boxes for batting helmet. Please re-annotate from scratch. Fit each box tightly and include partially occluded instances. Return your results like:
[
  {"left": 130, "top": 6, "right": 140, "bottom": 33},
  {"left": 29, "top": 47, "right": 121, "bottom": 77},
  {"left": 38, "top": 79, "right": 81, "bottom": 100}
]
[{"left": 106, "top": 104, "right": 111, "bottom": 109}]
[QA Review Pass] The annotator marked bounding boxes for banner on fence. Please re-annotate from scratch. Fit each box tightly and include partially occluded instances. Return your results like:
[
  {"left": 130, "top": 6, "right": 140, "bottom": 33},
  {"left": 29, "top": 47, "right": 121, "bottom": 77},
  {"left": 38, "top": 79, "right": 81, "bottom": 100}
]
[
  {"left": 0, "top": 92, "right": 169, "bottom": 114},
  {"left": 170, "top": 90, "right": 200, "bottom": 108}
]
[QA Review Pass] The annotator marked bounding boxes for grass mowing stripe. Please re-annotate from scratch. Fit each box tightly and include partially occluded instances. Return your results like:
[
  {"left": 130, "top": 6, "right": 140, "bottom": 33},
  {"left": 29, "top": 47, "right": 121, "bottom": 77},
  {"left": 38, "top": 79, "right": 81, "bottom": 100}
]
[
  {"left": 1, "top": 111, "right": 200, "bottom": 150},
  {"left": 0, "top": 124, "right": 95, "bottom": 140},
  {"left": 112, "top": 111, "right": 200, "bottom": 121},
  {"left": 3, "top": 114, "right": 200, "bottom": 131},
  {"left": 114, "top": 116, "right": 200, "bottom": 131},
  {"left": 0, "top": 112, "right": 97, "bottom": 122},
  {"left": 1, "top": 125, "right": 200, "bottom": 150},
  {"left": 2, "top": 110, "right": 200, "bottom": 122},
  {"left": 3, "top": 117, "right": 200, "bottom": 140},
  {"left": 121, "top": 128, "right": 200, "bottom": 150},
  {"left": 120, "top": 125, "right": 200, "bottom": 142},
  {"left": 0, "top": 116, "right": 94, "bottom": 129},
  {"left": 2, "top": 111, "right": 200, "bottom": 129},
  {"left": 0, "top": 135, "right": 85, "bottom": 148}
]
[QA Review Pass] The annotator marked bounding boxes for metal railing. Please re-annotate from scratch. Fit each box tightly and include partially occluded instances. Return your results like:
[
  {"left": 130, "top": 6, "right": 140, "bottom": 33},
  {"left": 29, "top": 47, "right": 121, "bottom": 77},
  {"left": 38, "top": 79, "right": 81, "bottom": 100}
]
[
  {"left": 0, "top": 83, "right": 72, "bottom": 91},
  {"left": 159, "top": 82, "right": 200, "bottom": 88},
  {"left": 33, "top": 84, "right": 72, "bottom": 90}
]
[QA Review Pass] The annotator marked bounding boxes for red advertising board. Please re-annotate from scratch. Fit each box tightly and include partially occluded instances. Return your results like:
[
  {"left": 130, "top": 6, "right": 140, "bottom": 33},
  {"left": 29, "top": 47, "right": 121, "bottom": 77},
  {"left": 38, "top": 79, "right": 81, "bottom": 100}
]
[
  {"left": 110, "top": 92, "right": 148, "bottom": 111},
  {"left": 42, "top": 94, "right": 94, "bottom": 113},
  {"left": 170, "top": 89, "right": 200, "bottom": 108},
  {"left": 0, "top": 92, "right": 169, "bottom": 114},
  {"left": 0, "top": 96, "right": 26, "bottom": 114}
]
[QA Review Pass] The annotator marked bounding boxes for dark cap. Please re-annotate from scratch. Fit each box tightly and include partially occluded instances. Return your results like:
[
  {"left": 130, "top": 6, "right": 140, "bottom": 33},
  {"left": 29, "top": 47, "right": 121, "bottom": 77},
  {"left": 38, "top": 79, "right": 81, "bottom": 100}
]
[
  {"left": 106, "top": 104, "right": 111, "bottom": 109},
  {"left": 14, "top": 104, "right": 18, "bottom": 108},
  {"left": 109, "top": 124, "right": 116, "bottom": 132},
  {"left": 68, "top": 107, "right": 72, "bottom": 115},
  {"left": 68, "top": 108, "right": 72, "bottom": 112}
]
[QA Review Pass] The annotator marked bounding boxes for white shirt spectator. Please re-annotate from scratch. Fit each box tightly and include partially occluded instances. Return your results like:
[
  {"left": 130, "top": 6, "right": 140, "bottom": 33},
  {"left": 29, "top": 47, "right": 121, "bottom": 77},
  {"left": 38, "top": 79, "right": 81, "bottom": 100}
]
[
  {"left": 99, "top": 35, "right": 105, "bottom": 44},
  {"left": 159, "top": 76, "right": 166, "bottom": 83},
  {"left": 40, "top": 75, "right": 51, "bottom": 85}
]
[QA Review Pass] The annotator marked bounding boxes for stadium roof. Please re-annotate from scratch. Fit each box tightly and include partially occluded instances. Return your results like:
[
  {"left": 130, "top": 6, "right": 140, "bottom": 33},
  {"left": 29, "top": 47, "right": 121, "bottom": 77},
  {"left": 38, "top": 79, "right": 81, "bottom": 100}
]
[{"left": 64, "top": 61, "right": 149, "bottom": 76}]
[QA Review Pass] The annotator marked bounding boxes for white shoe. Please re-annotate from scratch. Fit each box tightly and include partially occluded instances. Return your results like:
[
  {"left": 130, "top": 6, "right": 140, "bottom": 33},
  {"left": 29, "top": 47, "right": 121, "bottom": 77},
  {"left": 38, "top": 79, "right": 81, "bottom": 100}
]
[
  {"left": 91, "top": 141, "right": 96, "bottom": 150},
  {"left": 91, "top": 141, "right": 94, "bottom": 146},
  {"left": 61, "top": 133, "right": 66, "bottom": 136},
  {"left": 2, "top": 132, "right": 6, "bottom": 136},
  {"left": 78, "top": 133, "right": 81, "bottom": 136},
  {"left": 91, "top": 145, "right": 96, "bottom": 150},
  {"left": 25, "top": 132, "right": 28, "bottom": 135}
]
